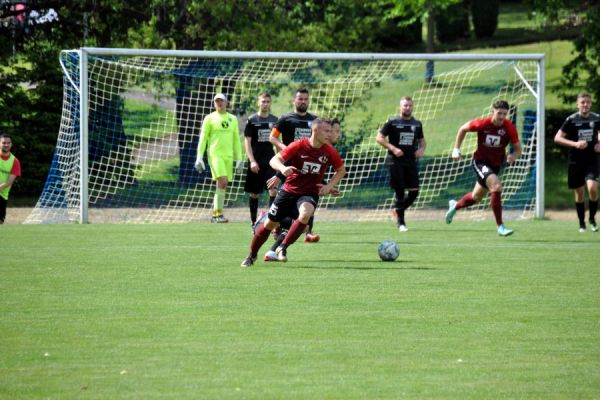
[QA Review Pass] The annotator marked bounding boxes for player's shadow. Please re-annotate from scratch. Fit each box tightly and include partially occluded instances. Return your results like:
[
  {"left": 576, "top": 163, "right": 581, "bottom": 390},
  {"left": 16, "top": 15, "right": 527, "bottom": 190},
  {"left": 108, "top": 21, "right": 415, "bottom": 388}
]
[{"left": 279, "top": 260, "right": 437, "bottom": 271}]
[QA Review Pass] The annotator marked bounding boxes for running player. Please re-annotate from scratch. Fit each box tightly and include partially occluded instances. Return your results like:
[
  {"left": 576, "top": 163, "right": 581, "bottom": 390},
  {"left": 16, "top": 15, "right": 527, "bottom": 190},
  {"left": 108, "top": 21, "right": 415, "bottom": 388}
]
[
  {"left": 195, "top": 93, "right": 243, "bottom": 223},
  {"left": 445, "top": 100, "right": 521, "bottom": 236},
  {"left": 376, "top": 96, "right": 426, "bottom": 232},
  {"left": 244, "top": 92, "right": 278, "bottom": 228},
  {"left": 554, "top": 92, "right": 600, "bottom": 232},
  {"left": 241, "top": 118, "right": 346, "bottom": 267},
  {"left": 262, "top": 118, "right": 343, "bottom": 261}
]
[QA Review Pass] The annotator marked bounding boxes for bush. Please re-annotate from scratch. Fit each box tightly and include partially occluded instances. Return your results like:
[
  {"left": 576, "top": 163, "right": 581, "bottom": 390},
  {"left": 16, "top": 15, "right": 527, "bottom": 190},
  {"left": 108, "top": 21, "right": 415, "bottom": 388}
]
[{"left": 470, "top": 0, "right": 499, "bottom": 38}]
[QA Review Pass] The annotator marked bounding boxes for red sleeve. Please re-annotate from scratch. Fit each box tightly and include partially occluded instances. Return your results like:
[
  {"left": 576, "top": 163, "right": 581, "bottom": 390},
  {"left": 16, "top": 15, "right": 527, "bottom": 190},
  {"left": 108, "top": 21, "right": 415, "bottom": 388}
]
[
  {"left": 279, "top": 140, "right": 301, "bottom": 161},
  {"left": 11, "top": 158, "right": 21, "bottom": 177},
  {"left": 327, "top": 145, "right": 344, "bottom": 170},
  {"left": 467, "top": 118, "right": 485, "bottom": 131},
  {"left": 506, "top": 121, "right": 520, "bottom": 143}
]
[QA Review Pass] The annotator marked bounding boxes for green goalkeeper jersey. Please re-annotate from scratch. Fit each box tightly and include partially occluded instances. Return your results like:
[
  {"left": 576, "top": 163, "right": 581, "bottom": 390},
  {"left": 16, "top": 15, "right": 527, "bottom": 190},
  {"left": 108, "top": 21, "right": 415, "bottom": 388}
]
[{"left": 197, "top": 111, "right": 243, "bottom": 161}]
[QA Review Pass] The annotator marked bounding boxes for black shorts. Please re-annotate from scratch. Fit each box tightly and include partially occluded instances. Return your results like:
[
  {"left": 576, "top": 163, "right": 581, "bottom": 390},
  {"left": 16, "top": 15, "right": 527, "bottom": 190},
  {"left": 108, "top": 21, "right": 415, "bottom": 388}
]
[
  {"left": 568, "top": 161, "right": 598, "bottom": 189},
  {"left": 268, "top": 190, "right": 318, "bottom": 223},
  {"left": 0, "top": 196, "right": 6, "bottom": 223},
  {"left": 244, "top": 159, "right": 276, "bottom": 194},
  {"left": 388, "top": 161, "right": 419, "bottom": 190},
  {"left": 471, "top": 160, "right": 500, "bottom": 188}
]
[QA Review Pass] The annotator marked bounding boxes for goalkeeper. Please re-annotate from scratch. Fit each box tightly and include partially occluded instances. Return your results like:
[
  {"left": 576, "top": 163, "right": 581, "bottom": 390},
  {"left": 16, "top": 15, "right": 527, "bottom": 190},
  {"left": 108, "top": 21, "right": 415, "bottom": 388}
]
[{"left": 195, "top": 93, "right": 243, "bottom": 223}]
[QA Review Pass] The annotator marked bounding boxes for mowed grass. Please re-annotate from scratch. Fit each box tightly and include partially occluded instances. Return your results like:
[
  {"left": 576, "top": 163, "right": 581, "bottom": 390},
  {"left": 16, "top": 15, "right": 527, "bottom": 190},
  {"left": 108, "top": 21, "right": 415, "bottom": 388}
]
[{"left": 1, "top": 220, "right": 599, "bottom": 399}]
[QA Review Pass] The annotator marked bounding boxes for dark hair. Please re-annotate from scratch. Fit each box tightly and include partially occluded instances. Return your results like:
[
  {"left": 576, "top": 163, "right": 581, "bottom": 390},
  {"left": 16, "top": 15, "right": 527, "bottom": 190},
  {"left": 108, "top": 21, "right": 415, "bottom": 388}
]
[
  {"left": 312, "top": 118, "right": 331, "bottom": 129},
  {"left": 577, "top": 92, "right": 592, "bottom": 101},
  {"left": 331, "top": 117, "right": 341, "bottom": 126},
  {"left": 295, "top": 87, "right": 309, "bottom": 96},
  {"left": 492, "top": 100, "right": 510, "bottom": 110},
  {"left": 0, "top": 133, "right": 11, "bottom": 141}
]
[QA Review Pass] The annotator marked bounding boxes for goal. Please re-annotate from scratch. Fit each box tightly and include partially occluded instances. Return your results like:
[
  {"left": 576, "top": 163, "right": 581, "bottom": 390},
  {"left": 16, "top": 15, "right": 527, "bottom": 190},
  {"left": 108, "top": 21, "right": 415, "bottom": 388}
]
[{"left": 26, "top": 49, "right": 545, "bottom": 224}]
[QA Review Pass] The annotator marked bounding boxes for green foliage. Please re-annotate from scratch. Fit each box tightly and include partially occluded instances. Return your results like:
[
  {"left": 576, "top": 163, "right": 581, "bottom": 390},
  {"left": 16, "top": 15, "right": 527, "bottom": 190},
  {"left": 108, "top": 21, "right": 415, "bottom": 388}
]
[
  {"left": 2, "top": 221, "right": 600, "bottom": 398},
  {"left": 435, "top": 1, "right": 470, "bottom": 43},
  {"left": 470, "top": 0, "right": 500, "bottom": 38}
]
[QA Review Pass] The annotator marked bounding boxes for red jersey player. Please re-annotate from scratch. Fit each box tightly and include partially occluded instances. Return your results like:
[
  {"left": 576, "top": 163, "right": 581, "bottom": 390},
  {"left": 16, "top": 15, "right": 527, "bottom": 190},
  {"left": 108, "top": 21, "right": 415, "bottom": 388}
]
[
  {"left": 445, "top": 100, "right": 522, "bottom": 236},
  {"left": 241, "top": 118, "right": 346, "bottom": 267}
]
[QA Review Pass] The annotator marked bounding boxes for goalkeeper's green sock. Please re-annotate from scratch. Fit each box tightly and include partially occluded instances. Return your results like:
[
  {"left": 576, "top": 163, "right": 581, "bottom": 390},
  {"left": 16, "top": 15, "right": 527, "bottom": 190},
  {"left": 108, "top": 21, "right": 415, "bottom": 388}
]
[{"left": 214, "top": 188, "right": 226, "bottom": 216}]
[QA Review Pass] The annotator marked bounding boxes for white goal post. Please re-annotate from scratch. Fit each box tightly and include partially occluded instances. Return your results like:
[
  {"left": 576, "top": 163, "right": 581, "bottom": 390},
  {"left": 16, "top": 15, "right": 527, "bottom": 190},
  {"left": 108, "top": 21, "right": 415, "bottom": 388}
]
[{"left": 26, "top": 48, "right": 544, "bottom": 224}]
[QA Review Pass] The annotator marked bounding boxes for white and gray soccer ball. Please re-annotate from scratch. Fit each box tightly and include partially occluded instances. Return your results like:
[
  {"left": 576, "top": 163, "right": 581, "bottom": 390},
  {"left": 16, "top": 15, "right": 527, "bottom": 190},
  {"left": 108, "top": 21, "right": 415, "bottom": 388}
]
[{"left": 378, "top": 240, "right": 400, "bottom": 261}]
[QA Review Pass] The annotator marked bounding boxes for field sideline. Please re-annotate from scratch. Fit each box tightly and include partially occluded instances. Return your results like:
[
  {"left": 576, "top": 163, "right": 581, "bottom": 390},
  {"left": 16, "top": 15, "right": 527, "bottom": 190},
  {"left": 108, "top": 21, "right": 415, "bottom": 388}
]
[{"left": 1, "top": 220, "right": 599, "bottom": 399}]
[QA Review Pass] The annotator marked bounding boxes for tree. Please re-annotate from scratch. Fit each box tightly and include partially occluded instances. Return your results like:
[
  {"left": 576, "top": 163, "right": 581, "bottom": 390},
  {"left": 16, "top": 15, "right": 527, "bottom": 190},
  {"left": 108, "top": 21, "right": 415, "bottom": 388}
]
[{"left": 527, "top": 0, "right": 599, "bottom": 106}]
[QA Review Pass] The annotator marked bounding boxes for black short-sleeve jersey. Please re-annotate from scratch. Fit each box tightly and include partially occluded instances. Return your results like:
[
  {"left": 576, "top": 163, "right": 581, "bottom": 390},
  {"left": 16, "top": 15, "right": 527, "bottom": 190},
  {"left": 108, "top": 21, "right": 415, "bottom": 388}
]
[
  {"left": 244, "top": 113, "right": 278, "bottom": 161},
  {"left": 560, "top": 112, "right": 600, "bottom": 164},
  {"left": 273, "top": 112, "right": 317, "bottom": 146},
  {"left": 379, "top": 116, "right": 424, "bottom": 165}
]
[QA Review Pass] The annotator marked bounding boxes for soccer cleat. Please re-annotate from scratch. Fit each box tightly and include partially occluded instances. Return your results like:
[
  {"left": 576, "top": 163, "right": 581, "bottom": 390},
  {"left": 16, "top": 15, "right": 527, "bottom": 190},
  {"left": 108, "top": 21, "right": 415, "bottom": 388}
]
[
  {"left": 240, "top": 255, "right": 256, "bottom": 268},
  {"left": 579, "top": 223, "right": 587, "bottom": 233},
  {"left": 263, "top": 250, "right": 279, "bottom": 262},
  {"left": 590, "top": 221, "right": 598, "bottom": 232},
  {"left": 398, "top": 224, "right": 408, "bottom": 232},
  {"left": 211, "top": 215, "right": 229, "bottom": 223},
  {"left": 497, "top": 224, "right": 514, "bottom": 237},
  {"left": 304, "top": 233, "right": 320, "bottom": 243},
  {"left": 445, "top": 200, "right": 457, "bottom": 224},
  {"left": 275, "top": 246, "right": 288, "bottom": 262}
]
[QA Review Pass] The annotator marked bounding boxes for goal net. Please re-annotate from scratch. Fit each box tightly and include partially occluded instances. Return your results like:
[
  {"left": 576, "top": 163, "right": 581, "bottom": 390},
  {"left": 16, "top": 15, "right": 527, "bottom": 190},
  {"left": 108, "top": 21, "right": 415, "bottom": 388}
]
[{"left": 26, "top": 49, "right": 544, "bottom": 224}]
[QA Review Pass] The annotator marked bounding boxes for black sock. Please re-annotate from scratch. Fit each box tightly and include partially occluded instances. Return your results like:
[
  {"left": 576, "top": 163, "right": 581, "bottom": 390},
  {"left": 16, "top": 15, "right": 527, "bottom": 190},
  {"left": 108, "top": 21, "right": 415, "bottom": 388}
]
[
  {"left": 589, "top": 200, "right": 598, "bottom": 224},
  {"left": 404, "top": 190, "right": 419, "bottom": 209},
  {"left": 576, "top": 202, "right": 585, "bottom": 227},
  {"left": 249, "top": 197, "right": 259, "bottom": 223},
  {"left": 307, "top": 216, "right": 314, "bottom": 234}
]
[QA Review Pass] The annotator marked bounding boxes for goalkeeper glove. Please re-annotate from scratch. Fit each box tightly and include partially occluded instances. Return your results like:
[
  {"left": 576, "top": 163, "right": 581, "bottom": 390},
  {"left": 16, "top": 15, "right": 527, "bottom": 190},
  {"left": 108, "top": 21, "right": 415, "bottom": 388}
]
[
  {"left": 235, "top": 160, "right": 245, "bottom": 173},
  {"left": 195, "top": 159, "right": 205, "bottom": 173},
  {"left": 451, "top": 148, "right": 461, "bottom": 159}
]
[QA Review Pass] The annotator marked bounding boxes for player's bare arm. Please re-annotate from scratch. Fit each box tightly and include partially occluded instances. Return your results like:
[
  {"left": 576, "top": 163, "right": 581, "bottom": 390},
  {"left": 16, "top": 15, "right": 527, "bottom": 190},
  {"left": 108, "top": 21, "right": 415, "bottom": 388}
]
[
  {"left": 415, "top": 137, "right": 426, "bottom": 158},
  {"left": 244, "top": 136, "right": 259, "bottom": 173},
  {"left": 376, "top": 132, "right": 403, "bottom": 157},
  {"left": 554, "top": 129, "right": 588, "bottom": 149},
  {"left": 269, "top": 128, "right": 287, "bottom": 152},
  {"left": 452, "top": 123, "right": 470, "bottom": 159},
  {"left": 318, "top": 166, "right": 346, "bottom": 196},
  {"left": 507, "top": 141, "right": 522, "bottom": 165},
  {"left": 269, "top": 153, "right": 297, "bottom": 176}
]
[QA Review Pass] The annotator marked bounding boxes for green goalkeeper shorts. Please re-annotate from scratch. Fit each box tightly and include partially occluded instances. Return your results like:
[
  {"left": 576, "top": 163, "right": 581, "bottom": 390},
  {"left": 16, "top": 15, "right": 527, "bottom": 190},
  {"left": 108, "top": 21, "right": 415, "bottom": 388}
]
[{"left": 208, "top": 156, "right": 233, "bottom": 181}]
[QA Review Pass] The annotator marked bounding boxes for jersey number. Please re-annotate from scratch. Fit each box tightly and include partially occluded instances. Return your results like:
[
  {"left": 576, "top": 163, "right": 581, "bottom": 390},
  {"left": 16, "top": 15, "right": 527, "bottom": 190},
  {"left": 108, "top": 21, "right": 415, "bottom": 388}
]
[{"left": 301, "top": 161, "right": 321, "bottom": 174}]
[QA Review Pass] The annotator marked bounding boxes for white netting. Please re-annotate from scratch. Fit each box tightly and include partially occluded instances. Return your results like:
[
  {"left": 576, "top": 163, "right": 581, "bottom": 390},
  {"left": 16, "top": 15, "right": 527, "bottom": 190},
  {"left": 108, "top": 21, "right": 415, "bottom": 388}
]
[{"left": 26, "top": 51, "right": 541, "bottom": 224}]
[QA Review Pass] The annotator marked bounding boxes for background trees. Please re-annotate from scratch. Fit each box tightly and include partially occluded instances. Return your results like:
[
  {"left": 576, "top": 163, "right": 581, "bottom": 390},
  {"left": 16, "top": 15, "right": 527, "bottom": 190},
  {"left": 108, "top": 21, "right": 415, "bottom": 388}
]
[{"left": 0, "top": 0, "right": 595, "bottom": 199}]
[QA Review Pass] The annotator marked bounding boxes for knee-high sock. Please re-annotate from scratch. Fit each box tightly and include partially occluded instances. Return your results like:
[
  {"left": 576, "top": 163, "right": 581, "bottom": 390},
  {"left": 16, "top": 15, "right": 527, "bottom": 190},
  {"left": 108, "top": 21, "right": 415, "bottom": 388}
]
[
  {"left": 589, "top": 200, "right": 598, "bottom": 223},
  {"left": 394, "top": 189, "right": 406, "bottom": 224},
  {"left": 282, "top": 219, "right": 307, "bottom": 247},
  {"left": 249, "top": 197, "right": 259, "bottom": 223},
  {"left": 250, "top": 223, "right": 271, "bottom": 256},
  {"left": 307, "top": 215, "right": 315, "bottom": 234},
  {"left": 394, "top": 189, "right": 405, "bottom": 211},
  {"left": 456, "top": 192, "right": 476, "bottom": 210},
  {"left": 213, "top": 188, "right": 226, "bottom": 215},
  {"left": 576, "top": 202, "right": 585, "bottom": 226},
  {"left": 490, "top": 191, "right": 503, "bottom": 226},
  {"left": 404, "top": 190, "right": 419, "bottom": 210}
]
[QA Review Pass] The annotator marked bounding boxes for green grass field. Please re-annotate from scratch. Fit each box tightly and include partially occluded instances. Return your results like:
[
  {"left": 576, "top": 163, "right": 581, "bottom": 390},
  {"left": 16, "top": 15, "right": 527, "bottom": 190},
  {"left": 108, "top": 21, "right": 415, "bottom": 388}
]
[{"left": 2, "top": 220, "right": 599, "bottom": 399}]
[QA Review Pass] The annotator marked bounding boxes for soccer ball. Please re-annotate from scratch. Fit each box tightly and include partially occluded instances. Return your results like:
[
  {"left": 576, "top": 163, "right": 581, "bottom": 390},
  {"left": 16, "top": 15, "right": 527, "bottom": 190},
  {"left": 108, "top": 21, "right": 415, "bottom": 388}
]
[{"left": 378, "top": 240, "right": 399, "bottom": 261}]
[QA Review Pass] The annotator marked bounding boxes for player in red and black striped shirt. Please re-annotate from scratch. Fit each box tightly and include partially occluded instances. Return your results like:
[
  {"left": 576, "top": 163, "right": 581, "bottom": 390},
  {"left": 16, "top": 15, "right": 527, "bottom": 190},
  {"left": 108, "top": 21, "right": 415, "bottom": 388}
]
[
  {"left": 445, "top": 100, "right": 522, "bottom": 236},
  {"left": 241, "top": 118, "right": 346, "bottom": 267}
]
